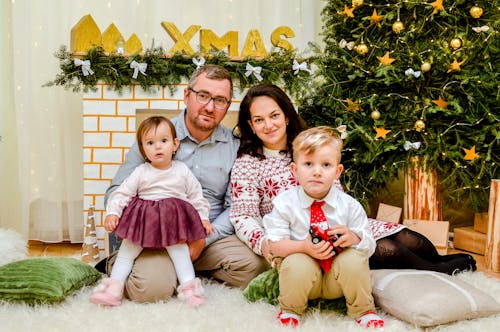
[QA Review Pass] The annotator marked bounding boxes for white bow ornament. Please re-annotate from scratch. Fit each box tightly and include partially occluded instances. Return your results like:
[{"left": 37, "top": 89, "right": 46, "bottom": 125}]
[
  {"left": 339, "top": 39, "right": 355, "bottom": 50},
  {"left": 74, "top": 59, "right": 94, "bottom": 76},
  {"left": 405, "top": 68, "right": 421, "bottom": 78},
  {"left": 292, "top": 59, "right": 312, "bottom": 75},
  {"left": 130, "top": 61, "right": 148, "bottom": 79},
  {"left": 336, "top": 125, "right": 348, "bottom": 139},
  {"left": 472, "top": 25, "right": 489, "bottom": 33},
  {"left": 245, "top": 63, "right": 263, "bottom": 81},
  {"left": 404, "top": 141, "right": 421, "bottom": 151},
  {"left": 192, "top": 57, "right": 206, "bottom": 69}
]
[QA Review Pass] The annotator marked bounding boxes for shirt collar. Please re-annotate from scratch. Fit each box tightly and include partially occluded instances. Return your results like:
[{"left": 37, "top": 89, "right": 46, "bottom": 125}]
[
  {"left": 297, "top": 185, "right": 339, "bottom": 209},
  {"left": 175, "top": 109, "right": 231, "bottom": 144}
]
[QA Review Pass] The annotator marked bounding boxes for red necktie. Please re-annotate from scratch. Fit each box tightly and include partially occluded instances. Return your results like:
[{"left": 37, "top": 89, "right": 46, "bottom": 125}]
[{"left": 310, "top": 201, "right": 333, "bottom": 273}]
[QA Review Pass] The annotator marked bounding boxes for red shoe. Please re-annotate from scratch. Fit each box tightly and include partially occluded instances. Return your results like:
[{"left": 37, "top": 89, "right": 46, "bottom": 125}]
[
  {"left": 355, "top": 311, "right": 385, "bottom": 329},
  {"left": 277, "top": 310, "right": 300, "bottom": 327}
]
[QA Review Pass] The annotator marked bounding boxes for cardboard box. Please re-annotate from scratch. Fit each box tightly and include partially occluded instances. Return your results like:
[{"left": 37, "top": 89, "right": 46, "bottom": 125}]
[
  {"left": 473, "top": 212, "right": 488, "bottom": 234},
  {"left": 403, "top": 219, "right": 449, "bottom": 254},
  {"left": 376, "top": 203, "right": 402, "bottom": 224},
  {"left": 453, "top": 226, "right": 486, "bottom": 255}
]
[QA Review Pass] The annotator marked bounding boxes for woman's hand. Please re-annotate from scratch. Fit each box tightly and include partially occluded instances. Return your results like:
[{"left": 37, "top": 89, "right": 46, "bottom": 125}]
[
  {"left": 201, "top": 219, "right": 215, "bottom": 236},
  {"left": 261, "top": 238, "right": 274, "bottom": 262},
  {"left": 328, "top": 225, "right": 361, "bottom": 248},
  {"left": 104, "top": 215, "right": 119, "bottom": 232}
]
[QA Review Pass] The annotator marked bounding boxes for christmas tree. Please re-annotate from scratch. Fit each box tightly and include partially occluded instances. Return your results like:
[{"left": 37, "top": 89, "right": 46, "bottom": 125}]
[{"left": 299, "top": 0, "right": 499, "bottom": 212}]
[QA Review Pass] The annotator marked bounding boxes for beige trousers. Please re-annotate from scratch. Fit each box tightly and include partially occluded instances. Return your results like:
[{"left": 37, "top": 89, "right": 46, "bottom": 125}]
[
  {"left": 106, "top": 235, "right": 269, "bottom": 303},
  {"left": 278, "top": 248, "right": 375, "bottom": 318}
]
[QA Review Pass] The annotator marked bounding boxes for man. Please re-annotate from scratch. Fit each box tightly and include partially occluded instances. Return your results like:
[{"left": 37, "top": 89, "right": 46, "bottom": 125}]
[{"left": 102, "top": 65, "right": 269, "bottom": 303}]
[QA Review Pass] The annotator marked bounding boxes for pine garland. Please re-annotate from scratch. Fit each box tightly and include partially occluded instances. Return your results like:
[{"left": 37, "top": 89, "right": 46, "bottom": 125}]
[{"left": 45, "top": 45, "right": 313, "bottom": 100}]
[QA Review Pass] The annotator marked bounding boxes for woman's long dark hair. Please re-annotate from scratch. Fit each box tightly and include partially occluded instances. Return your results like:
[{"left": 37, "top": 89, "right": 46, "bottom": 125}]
[{"left": 236, "top": 84, "right": 307, "bottom": 159}]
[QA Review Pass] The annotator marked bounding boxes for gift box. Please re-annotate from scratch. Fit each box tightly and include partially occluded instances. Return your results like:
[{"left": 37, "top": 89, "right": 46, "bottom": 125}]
[
  {"left": 376, "top": 203, "right": 402, "bottom": 224},
  {"left": 453, "top": 226, "right": 486, "bottom": 255},
  {"left": 473, "top": 212, "right": 488, "bottom": 234}
]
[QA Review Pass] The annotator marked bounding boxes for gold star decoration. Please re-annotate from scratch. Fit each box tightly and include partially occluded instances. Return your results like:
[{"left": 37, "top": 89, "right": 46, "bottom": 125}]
[
  {"left": 430, "top": 0, "right": 444, "bottom": 14},
  {"left": 463, "top": 146, "right": 479, "bottom": 161},
  {"left": 432, "top": 96, "right": 448, "bottom": 109},
  {"left": 369, "top": 9, "right": 384, "bottom": 28},
  {"left": 341, "top": 5, "right": 355, "bottom": 22},
  {"left": 374, "top": 127, "right": 391, "bottom": 139},
  {"left": 346, "top": 98, "right": 361, "bottom": 111},
  {"left": 377, "top": 51, "right": 395, "bottom": 65},
  {"left": 447, "top": 59, "right": 465, "bottom": 73}
]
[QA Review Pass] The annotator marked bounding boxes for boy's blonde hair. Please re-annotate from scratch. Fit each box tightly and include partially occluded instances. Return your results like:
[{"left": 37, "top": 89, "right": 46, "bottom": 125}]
[{"left": 292, "top": 126, "right": 343, "bottom": 163}]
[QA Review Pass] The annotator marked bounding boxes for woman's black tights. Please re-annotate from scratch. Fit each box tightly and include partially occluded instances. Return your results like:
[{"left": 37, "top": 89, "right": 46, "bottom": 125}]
[{"left": 369, "top": 228, "right": 476, "bottom": 275}]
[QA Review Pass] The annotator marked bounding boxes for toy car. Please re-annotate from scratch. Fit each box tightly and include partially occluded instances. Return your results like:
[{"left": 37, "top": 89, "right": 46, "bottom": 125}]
[{"left": 309, "top": 224, "right": 343, "bottom": 256}]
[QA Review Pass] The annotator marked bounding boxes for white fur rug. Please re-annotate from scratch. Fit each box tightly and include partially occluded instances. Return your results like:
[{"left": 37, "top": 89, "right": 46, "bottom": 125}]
[{"left": 1, "top": 228, "right": 499, "bottom": 332}]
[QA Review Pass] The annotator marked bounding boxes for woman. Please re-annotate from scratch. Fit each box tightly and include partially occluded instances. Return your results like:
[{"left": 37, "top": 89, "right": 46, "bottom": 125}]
[{"left": 230, "top": 84, "right": 476, "bottom": 275}]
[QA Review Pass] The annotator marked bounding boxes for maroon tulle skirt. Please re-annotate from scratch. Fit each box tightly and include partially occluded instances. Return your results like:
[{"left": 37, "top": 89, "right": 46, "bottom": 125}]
[{"left": 114, "top": 196, "right": 207, "bottom": 249}]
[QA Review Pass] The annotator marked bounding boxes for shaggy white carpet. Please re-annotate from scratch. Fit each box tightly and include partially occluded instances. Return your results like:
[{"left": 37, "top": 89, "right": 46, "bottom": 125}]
[{"left": 1, "top": 228, "right": 499, "bottom": 332}]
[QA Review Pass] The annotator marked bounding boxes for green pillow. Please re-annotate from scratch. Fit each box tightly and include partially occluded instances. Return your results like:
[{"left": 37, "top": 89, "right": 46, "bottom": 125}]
[
  {"left": 243, "top": 268, "right": 347, "bottom": 314},
  {"left": 0, "top": 257, "right": 101, "bottom": 305}
]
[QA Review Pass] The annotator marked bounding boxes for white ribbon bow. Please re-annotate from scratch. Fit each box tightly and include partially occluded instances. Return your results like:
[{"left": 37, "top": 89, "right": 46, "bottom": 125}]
[
  {"left": 339, "top": 39, "right": 355, "bottom": 50},
  {"left": 336, "top": 125, "right": 348, "bottom": 139},
  {"left": 472, "top": 25, "right": 489, "bottom": 33},
  {"left": 404, "top": 141, "right": 421, "bottom": 151},
  {"left": 405, "top": 68, "right": 421, "bottom": 78},
  {"left": 245, "top": 63, "right": 263, "bottom": 81},
  {"left": 74, "top": 59, "right": 94, "bottom": 76},
  {"left": 292, "top": 59, "right": 312, "bottom": 75},
  {"left": 192, "top": 57, "right": 206, "bottom": 69},
  {"left": 130, "top": 60, "right": 148, "bottom": 79}
]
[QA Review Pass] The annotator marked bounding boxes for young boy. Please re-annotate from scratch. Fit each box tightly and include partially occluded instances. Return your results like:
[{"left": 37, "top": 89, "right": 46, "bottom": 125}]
[{"left": 263, "top": 126, "right": 384, "bottom": 328}]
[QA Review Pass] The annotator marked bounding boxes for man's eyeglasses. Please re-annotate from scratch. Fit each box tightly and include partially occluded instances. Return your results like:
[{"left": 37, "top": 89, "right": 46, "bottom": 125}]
[{"left": 189, "top": 88, "right": 230, "bottom": 110}]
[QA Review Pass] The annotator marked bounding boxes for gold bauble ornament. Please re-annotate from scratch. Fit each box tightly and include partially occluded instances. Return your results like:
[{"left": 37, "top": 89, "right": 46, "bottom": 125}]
[
  {"left": 392, "top": 20, "right": 405, "bottom": 34},
  {"left": 355, "top": 43, "right": 369, "bottom": 55},
  {"left": 470, "top": 5, "right": 483, "bottom": 19},
  {"left": 450, "top": 37, "right": 462, "bottom": 50},
  {"left": 421, "top": 62, "right": 431, "bottom": 72},
  {"left": 352, "top": 0, "right": 364, "bottom": 7},
  {"left": 414, "top": 120, "right": 425, "bottom": 132},
  {"left": 371, "top": 110, "right": 381, "bottom": 120}
]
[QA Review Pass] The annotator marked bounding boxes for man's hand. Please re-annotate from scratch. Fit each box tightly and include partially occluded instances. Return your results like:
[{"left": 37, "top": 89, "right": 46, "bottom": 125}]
[
  {"left": 188, "top": 238, "right": 206, "bottom": 261},
  {"left": 104, "top": 215, "right": 119, "bottom": 232}
]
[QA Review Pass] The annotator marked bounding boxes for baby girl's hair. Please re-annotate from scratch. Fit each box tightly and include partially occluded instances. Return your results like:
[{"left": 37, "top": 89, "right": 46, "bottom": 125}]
[
  {"left": 136, "top": 116, "right": 177, "bottom": 161},
  {"left": 292, "top": 126, "right": 343, "bottom": 163}
]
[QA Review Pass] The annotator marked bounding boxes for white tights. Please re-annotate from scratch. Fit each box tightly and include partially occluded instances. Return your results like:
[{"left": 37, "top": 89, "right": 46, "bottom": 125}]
[{"left": 110, "top": 239, "right": 195, "bottom": 285}]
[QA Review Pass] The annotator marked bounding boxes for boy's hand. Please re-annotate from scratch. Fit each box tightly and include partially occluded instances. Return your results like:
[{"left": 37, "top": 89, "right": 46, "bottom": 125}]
[
  {"left": 305, "top": 237, "right": 334, "bottom": 260},
  {"left": 201, "top": 219, "right": 215, "bottom": 235},
  {"left": 328, "top": 225, "right": 361, "bottom": 248},
  {"left": 104, "top": 215, "right": 119, "bottom": 232}
]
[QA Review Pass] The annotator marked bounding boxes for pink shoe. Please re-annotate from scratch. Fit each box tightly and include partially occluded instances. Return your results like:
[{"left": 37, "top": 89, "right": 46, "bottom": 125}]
[
  {"left": 89, "top": 278, "right": 123, "bottom": 306},
  {"left": 177, "top": 278, "right": 205, "bottom": 307}
]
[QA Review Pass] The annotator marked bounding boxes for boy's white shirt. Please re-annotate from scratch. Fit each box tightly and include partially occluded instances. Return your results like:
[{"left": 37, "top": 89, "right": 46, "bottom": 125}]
[{"left": 263, "top": 185, "right": 376, "bottom": 256}]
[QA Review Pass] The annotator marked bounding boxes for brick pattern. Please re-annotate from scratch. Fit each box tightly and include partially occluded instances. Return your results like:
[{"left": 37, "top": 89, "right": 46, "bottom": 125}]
[{"left": 82, "top": 82, "right": 243, "bottom": 256}]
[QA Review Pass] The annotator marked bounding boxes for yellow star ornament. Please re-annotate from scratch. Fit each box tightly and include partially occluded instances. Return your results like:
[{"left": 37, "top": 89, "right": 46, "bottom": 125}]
[
  {"left": 463, "top": 146, "right": 479, "bottom": 161},
  {"left": 346, "top": 98, "right": 361, "bottom": 111},
  {"left": 432, "top": 96, "right": 448, "bottom": 109},
  {"left": 378, "top": 51, "right": 395, "bottom": 65},
  {"left": 375, "top": 127, "right": 391, "bottom": 139},
  {"left": 341, "top": 5, "right": 355, "bottom": 22},
  {"left": 430, "top": 0, "right": 444, "bottom": 14},
  {"left": 447, "top": 59, "right": 465, "bottom": 73},
  {"left": 370, "top": 9, "right": 384, "bottom": 28}
]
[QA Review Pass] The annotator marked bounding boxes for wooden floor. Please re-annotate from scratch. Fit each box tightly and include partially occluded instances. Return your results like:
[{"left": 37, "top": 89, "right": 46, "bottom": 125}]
[{"left": 27, "top": 240, "right": 500, "bottom": 280}]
